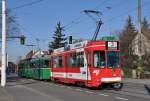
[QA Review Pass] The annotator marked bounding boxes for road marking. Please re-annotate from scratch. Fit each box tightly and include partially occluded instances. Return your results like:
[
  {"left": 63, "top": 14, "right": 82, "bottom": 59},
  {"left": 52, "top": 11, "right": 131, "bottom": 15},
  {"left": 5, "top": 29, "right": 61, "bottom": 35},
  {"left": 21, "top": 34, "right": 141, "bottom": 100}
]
[
  {"left": 85, "top": 91, "right": 94, "bottom": 94},
  {"left": 55, "top": 84, "right": 59, "bottom": 87},
  {"left": 75, "top": 89, "right": 83, "bottom": 92},
  {"left": 48, "top": 83, "right": 52, "bottom": 85},
  {"left": 67, "top": 87, "right": 72, "bottom": 89},
  {"left": 115, "top": 97, "right": 128, "bottom": 101},
  {"left": 98, "top": 93, "right": 109, "bottom": 96},
  {"left": 51, "top": 83, "right": 56, "bottom": 86},
  {"left": 60, "top": 85, "right": 64, "bottom": 88},
  {"left": 17, "top": 85, "right": 63, "bottom": 101}
]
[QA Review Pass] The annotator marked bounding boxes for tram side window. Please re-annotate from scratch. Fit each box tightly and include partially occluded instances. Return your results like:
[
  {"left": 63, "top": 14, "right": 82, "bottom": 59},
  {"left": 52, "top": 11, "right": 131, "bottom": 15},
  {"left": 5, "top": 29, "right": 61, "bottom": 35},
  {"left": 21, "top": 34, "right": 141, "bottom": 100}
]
[
  {"left": 49, "top": 59, "right": 51, "bottom": 68},
  {"left": 59, "top": 56, "right": 63, "bottom": 67},
  {"left": 29, "top": 61, "right": 33, "bottom": 68},
  {"left": 33, "top": 61, "right": 37, "bottom": 68},
  {"left": 19, "top": 62, "right": 23, "bottom": 69},
  {"left": 77, "top": 52, "right": 84, "bottom": 67},
  {"left": 53, "top": 57, "right": 57, "bottom": 68},
  {"left": 87, "top": 53, "right": 91, "bottom": 66},
  {"left": 69, "top": 53, "right": 77, "bottom": 67},
  {"left": 69, "top": 52, "right": 84, "bottom": 68},
  {"left": 53, "top": 56, "right": 63, "bottom": 68},
  {"left": 43, "top": 60, "right": 49, "bottom": 68},
  {"left": 34, "top": 60, "right": 40, "bottom": 68},
  {"left": 94, "top": 51, "right": 105, "bottom": 68},
  {"left": 37, "top": 60, "right": 40, "bottom": 68}
]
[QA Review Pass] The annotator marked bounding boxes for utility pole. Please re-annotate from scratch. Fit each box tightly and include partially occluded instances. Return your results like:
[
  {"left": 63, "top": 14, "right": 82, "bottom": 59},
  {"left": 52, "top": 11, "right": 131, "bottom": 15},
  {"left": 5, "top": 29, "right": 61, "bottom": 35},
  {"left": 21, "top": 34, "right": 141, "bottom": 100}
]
[
  {"left": 138, "top": 0, "right": 142, "bottom": 58},
  {"left": 1, "top": 0, "right": 7, "bottom": 87},
  {"left": 138, "top": 0, "right": 142, "bottom": 34},
  {"left": 36, "top": 38, "right": 40, "bottom": 50},
  {"left": 137, "top": 0, "right": 143, "bottom": 79},
  {"left": 106, "top": 6, "right": 112, "bottom": 36}
]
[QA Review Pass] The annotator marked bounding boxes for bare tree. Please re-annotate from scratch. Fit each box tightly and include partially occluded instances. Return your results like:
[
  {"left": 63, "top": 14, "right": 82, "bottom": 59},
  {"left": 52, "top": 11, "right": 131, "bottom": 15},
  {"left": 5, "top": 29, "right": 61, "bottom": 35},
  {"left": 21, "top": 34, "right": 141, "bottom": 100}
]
[{"left": 0, "top": 7, "right": 20, "bottom": 39}]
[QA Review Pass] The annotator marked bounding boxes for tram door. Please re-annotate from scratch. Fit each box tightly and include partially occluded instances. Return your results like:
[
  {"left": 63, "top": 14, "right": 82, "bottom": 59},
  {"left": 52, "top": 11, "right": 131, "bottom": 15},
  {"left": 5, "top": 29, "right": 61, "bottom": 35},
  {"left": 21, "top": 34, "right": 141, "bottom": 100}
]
[
  {"left": 86, "top": 50, "right": 91, "bottom": 84},
  {"left": 38, "top": 59, "right": 41, "bottom": 79}
]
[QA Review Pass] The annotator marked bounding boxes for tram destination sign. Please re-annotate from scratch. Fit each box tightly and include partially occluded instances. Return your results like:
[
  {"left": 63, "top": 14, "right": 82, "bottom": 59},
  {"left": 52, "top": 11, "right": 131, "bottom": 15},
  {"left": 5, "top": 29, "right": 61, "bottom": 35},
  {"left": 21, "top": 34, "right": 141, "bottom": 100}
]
[{"left": 106, "top": 41, "right": 119, "bottom": 50}]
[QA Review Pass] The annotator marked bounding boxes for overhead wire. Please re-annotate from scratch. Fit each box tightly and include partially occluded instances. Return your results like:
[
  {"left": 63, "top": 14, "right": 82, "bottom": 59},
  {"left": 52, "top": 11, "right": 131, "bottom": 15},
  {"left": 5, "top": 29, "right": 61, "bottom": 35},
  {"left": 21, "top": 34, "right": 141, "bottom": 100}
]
[
  {"left": 13, "top": 0, "right": 150, "bottom": 42},
  {"left": 18, "top": 24, "right": 39, "bottom": 42},
  {"left": 63, "top": 15, "right": 83, "bottom": 29},
  {"left": 109, "top": 0, "right": 150, "bottom": 22},
  {"left": 10, "top": 0, "right": 48, "bottom": 47},
  {"left": 84, "top": 0, "right": 150, "bottom": 37},
  {"left": 94, "top": 0, "right": 111, "bottom": 10},
  {"left": 12, "top": 0, "right": 45, "bottom": 10},
  {"left": 64, "top": 0, "right": 129, "bottom": 31},
  {"left": 19, "top": 23, "right": 51, "bottom": 49},
  {"left": 107, "top": 0, "right": 129, "bottom": 10},
  {"left": 63, "top": 0, "right": 109, "bottom": 30}
]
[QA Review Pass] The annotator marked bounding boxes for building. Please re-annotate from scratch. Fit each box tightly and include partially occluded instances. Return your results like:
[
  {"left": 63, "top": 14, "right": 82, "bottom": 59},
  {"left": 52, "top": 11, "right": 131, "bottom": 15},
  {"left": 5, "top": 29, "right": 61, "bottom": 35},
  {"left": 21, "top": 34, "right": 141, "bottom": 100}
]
[
  {"left": 130, "top": 33, "right": 150, "bottom": 56},
  {"left": 25, "top": 50, "right": 50, "bottom": 59}
]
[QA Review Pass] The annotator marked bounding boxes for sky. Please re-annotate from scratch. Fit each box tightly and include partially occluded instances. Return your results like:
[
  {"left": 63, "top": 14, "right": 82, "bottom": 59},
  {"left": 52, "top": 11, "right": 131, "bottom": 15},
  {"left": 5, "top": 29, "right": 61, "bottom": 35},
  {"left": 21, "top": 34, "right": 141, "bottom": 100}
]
[{"left": 3, "top": 0, "right": 150, "bottom": 62}]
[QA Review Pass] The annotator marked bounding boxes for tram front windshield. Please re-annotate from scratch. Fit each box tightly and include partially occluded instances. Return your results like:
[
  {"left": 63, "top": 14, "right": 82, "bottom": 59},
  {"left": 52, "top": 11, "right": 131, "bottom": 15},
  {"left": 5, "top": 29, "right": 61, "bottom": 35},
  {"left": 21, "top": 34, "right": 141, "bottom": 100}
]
[
  {"left": 107, "top": 51, "right": 119, "bottom": 68},
  {"left": 93, "top": 51, "right": 119, "bottom": 68}
]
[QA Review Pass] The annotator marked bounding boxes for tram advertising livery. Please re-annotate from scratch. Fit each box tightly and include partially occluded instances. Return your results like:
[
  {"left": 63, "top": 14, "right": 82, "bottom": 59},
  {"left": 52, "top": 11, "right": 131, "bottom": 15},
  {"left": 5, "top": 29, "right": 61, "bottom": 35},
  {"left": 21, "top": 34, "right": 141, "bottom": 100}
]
[
  {"left": 51, "top": 37, "right": 122, "bottom": 89},
  {"left": 18, "top": 37, "right": 123, "bottom": 90}
]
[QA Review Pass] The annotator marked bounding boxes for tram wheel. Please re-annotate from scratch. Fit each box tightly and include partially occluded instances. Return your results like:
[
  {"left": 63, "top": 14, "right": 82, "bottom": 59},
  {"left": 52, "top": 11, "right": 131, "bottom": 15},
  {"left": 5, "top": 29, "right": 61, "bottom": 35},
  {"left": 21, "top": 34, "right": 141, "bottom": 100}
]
[{"left": 112, "top": 83, "right": 123, "bottom": 91}]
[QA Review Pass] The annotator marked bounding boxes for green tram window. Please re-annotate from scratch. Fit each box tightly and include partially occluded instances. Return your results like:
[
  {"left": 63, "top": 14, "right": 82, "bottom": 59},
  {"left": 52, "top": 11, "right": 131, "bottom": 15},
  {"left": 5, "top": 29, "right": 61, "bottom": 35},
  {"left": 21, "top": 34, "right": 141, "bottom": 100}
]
[{"left": 43, "top": 60, "right": 50, "bottom": 68}]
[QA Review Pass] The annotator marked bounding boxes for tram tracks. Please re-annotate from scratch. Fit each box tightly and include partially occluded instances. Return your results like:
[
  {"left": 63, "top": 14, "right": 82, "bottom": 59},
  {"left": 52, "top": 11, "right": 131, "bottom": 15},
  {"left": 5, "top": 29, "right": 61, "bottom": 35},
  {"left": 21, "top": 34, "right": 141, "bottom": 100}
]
[
  {"left": 122, "top": 83, "right": 150, "bottom": 95},
  {"left": 20, "top": 78, "right": 150, "bottom": 100},
  {"left": 102, "top": 88, "right": 150, "bottom": 100}
]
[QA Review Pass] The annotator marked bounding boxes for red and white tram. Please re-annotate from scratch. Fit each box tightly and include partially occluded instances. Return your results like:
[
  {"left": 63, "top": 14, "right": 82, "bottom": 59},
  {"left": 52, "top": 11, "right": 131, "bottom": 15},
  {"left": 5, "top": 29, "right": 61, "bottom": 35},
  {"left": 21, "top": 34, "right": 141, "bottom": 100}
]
[{"left": 51, "top": 38, "right": 122, "bottom": 89}]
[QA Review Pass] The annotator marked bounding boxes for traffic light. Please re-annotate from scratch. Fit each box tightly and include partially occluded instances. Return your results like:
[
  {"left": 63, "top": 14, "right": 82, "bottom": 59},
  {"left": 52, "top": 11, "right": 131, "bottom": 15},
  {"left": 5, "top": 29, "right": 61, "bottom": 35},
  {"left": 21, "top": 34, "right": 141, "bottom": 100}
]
[
  {"left": 69, "top": 35, "right": 72, "bottom": 44},
  {"left": 20, "top": 35, "right": 25, "bottom": 45}
]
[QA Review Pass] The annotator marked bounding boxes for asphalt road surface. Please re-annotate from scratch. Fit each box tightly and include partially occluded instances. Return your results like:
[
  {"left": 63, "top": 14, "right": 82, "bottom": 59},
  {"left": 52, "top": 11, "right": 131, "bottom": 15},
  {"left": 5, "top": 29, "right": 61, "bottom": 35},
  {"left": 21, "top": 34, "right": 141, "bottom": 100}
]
[{"left": 0, "top": 77, "right": 150, "bottom": 101}]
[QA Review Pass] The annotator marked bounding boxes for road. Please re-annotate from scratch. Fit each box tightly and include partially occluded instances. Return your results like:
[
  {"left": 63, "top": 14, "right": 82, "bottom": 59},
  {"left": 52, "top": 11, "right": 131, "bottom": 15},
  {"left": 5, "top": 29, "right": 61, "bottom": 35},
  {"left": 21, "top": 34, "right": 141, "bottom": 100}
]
[{"left": 0, "top": 76, "right": 150, "bottom": 101}]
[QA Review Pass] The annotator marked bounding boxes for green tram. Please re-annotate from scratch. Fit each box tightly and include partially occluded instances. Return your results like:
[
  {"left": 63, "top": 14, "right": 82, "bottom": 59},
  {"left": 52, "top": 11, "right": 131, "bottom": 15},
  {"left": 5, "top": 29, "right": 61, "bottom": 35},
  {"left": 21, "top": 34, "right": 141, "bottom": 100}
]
[{"left": 18, "top": 57, "right": 51, "bottom": 80}]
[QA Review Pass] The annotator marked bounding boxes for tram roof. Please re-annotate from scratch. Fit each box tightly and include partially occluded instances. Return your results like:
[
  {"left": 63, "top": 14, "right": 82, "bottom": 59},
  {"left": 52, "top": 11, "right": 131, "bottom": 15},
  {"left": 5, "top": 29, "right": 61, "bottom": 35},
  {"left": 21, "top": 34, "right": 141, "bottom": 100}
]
[{"left": 53, "top": 38, "right": 119, "bottom": 54}]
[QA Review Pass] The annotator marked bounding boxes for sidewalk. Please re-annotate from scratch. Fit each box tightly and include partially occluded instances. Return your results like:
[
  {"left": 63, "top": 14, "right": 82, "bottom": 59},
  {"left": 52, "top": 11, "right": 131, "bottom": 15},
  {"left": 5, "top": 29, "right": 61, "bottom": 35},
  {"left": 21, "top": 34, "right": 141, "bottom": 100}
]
[
  {"left": 123, "top": 78, "right": 150, "bottom": 85},
  {"left": 0, "top": 87, "right": 15, "bottom": 101},
  {"left": 0, "top": 73, "right": 17, "bottom": 101}
]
